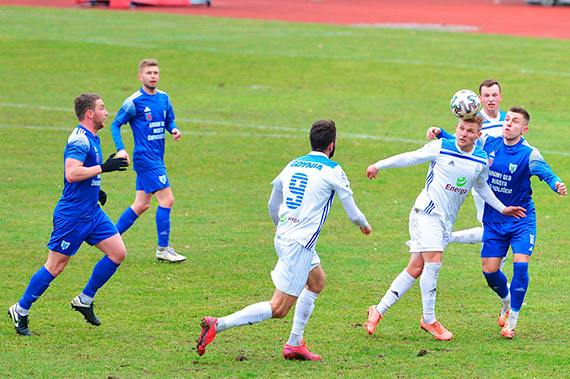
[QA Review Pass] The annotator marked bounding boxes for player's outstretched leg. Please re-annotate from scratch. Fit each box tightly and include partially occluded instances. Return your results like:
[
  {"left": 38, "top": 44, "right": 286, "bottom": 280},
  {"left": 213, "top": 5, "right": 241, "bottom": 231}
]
[
  {"left": 8, "top": 304, "right": 32, "bottom": 336},
  {"left": 283, "top": 340, "right": 322, "bottom": 361},
  {"left": 197, "top": 317, "right": 217, "bottom": 356},
  {"left": 366, "top": 306, "right": 383, "bottom": 335}
]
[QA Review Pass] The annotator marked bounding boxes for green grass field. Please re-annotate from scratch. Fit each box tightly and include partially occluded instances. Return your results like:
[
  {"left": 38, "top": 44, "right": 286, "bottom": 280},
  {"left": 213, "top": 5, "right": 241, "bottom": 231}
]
[{"left": 1, "top": 5, "right": 569, "bottom": 378}]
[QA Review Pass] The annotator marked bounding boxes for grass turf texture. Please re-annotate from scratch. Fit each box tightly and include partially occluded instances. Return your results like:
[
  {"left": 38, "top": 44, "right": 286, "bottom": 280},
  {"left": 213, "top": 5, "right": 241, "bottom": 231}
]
[{"left": 1, "top": 5, "right": 569, "bottom": 378}]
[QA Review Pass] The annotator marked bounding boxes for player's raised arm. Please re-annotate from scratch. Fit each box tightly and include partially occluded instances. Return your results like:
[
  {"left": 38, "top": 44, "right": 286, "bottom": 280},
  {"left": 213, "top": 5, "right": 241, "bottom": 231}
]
[{"left": 367, "top": 140, "right": 441, "bottom": 180}]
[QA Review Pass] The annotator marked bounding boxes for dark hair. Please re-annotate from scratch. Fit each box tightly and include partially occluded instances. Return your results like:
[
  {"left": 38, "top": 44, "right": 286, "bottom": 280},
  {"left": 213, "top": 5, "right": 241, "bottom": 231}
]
[
  {"left": 508, "top": 106, "right": 530, "bottom": 124},
  {"left": 74, "top": 93, "right": 101, "bottom": 121},
  {"left": 461, "top": 114, "right": 483, "bottom": 131},
  {"left": 479, "top": 79, "right": 501, "bottom": 94},
  {"left": 310, "top": 119, "right": 336, "bottom": 152}
]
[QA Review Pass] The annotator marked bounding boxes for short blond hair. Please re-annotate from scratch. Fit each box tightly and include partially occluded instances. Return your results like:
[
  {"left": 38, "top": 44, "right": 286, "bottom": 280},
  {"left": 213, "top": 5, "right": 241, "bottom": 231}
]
[
  {"left": 139, "top": 59, "right": 159, "bottom": 73},
  {"left": 462, "top": 114, "right": 483, "bottom": 131}
]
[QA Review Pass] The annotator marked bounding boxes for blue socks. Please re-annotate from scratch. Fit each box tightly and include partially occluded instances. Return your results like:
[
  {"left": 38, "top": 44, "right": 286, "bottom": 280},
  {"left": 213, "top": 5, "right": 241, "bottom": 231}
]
[
  {"left": 483, "top": 269, "right": 509, "bottom": 299},
  {"left": 18, "top": 266, "right": 56, "bottom": 311},
  {"left": 510, "top": 262, "right": 529, "bottom": 312},
  {"left": 115, "top": 207, "right": 139, "bottom": 235},
  {"left": 82, "top": 255, "right": 121, "bottom": 298},
  {"left": 156, "top": 206, "right": 171, "bottom": 247}
]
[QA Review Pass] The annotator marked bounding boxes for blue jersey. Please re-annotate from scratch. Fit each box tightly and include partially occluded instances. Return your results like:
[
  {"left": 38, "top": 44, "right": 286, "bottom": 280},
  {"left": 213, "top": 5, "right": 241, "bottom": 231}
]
[
  {"left": 53, "top": 125, "right": 104, "bottom": 222},
  {"left": 481, "top": 135, "right": 561, "bottom": 223},
  {"left": 111, "top": 88, "right": 178, "bottom": 172}
]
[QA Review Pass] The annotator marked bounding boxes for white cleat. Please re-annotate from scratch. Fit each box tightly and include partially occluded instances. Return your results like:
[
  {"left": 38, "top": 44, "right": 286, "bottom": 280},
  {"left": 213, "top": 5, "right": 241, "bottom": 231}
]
[{"left": 156, "top": 246, "right": 186, "bottom": 263}]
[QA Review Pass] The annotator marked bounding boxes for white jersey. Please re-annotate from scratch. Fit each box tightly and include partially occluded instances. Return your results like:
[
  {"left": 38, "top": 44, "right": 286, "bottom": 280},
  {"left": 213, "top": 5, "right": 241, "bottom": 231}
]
[
  {"left": 479, "top": 109, "right": 506, "bottom": 138},
  {"left": 271, "top": 151, "right": 354, "bottom": 251},
  {"left": 374, "top": 139, "right": 505, "bottom": 231}
]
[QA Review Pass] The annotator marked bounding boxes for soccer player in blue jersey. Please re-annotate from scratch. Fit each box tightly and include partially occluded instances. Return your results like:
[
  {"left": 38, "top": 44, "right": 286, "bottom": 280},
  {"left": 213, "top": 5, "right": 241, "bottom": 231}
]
[
  {"left": 448, "top": 79, "right": 507, "bottom": 245},
  {"left": 8, "top": 93, "right": 129, "bottom": 336},
  {"left": 111, "top": 59, "right": 185, "bottom": 263},
  {"left": 196, "top": 120, "right": 372, "bottom": 360},
  {"left": 365, "top": 115, "right": 525, "bottom": 341},
  {"left": 429, "top": 106, "right": 566, "bottom": 339}
]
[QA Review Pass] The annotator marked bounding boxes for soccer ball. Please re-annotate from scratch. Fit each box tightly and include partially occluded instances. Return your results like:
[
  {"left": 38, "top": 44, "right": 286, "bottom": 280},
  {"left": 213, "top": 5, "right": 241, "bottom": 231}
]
[{"left": 450, "top": 89, "right": 481, "bottom": 119}]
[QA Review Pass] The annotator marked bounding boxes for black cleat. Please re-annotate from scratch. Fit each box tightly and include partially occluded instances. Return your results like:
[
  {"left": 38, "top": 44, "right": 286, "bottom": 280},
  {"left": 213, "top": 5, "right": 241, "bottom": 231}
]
[
  {"left": 8, "top": 304, "right": 32, "bottom": 336},
  {"left": 71, "top": 297, "right": 101, "bottom": 326}
]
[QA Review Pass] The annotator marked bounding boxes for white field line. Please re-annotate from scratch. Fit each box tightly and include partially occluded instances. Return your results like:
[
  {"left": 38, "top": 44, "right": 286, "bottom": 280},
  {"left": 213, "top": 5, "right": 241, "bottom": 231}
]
[{"left": 1, "top": 103, "right": 569, "bottom": 157}]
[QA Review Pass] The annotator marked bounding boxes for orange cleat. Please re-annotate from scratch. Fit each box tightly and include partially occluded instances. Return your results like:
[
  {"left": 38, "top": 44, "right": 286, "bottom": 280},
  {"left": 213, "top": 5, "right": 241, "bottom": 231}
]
[
  {"left": 420, "top": 318, "right": 454, "bottom": 341},
  {"left": 366, "top": 306, "right": 383, "bottom": 335},
  {"left": 501, "top": 321, "right": 515, "bottom": 339},
  {"left": 498, "top": 310, "right": 510, "bottom": 328},
  {"left": 197, "top": 317, "right": 217, "bottom": 356},
  {"left": 283, "top": 340, "right": 322, "bottom": 361}
]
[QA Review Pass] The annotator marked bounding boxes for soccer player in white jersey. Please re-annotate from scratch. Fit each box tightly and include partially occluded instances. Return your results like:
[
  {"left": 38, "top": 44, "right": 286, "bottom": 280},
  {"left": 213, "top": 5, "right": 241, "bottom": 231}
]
[
  {"left": 111, "top": 59, "right": 185, "bottom": 263},
  {"left": 449, "top": 79, "right": 507, "bottom": 245},
  {"left": 197, "top": 120, "right": 372, "bottom": 360},
  {"left": 365, "top": 115, "right": 526, "bottom": 341}
]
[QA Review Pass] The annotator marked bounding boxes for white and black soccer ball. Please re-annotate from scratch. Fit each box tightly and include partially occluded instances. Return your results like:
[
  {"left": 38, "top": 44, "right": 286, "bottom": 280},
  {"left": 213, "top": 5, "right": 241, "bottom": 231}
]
[{"left": 450, "top": 89, "right": 481, "bottom": 119}]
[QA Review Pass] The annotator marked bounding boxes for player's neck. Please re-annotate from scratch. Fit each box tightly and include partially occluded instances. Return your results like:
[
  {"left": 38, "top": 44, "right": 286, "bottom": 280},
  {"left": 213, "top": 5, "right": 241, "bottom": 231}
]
[
  {"left": 142, "top": 86, "right": 157, "bottom": 95},
  {"left": 79, "top": 122, "right": 98, "bottom": 136},
  {"left": 504, "top": 136, "right": 522, "bottom": 146}
]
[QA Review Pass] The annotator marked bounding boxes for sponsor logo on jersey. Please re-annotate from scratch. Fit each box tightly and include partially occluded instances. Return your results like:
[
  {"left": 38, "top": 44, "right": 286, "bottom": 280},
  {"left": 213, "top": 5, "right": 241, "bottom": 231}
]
[
  {"left": 290, "top": 160, "right": 323, "bottom": 171},
  {"left": 159, "top": 175, "right": 167, "bottom": 184},
  {"left": 456, "top": 177, "right": 466, "bottom": 187},
  {"left": 509, "top": 163, "right": 518, "bottom": 173},
  {"left": 144, "top": 107, "right": 152, "bottom": 121},
  {"left": 280, "top": 214, "right": 287, "bottom": 223},
  {"left": 445, "top": 183, "right": 469, "bottom": 195},
  {"left": 61, "top": 240, "right": 71, "bottom": 250}
]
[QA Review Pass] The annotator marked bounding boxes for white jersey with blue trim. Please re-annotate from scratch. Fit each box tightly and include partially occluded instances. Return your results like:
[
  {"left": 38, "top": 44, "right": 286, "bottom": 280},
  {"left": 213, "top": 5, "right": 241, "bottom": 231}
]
[
  {"left": 479, "top": 109, "right": 506, "bottom": 138},
  {"left": 375, "top": 139, "right": 492, "bottom": 230},
  {"left": 271, "top": 151, "right": 354, "bottom": 251}
]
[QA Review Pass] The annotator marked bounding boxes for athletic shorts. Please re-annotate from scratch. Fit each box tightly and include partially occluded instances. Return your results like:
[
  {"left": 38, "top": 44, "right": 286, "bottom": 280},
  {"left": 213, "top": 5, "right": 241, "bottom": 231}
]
[
  {"left": 481, "top": 221, "right": 536, "bottom": 258},
  {"left": 271, "top": 236, "right": 321, "bottom": 297},
  {"left": 136, "top": 167, "right": 170, "bottom": 194},
  {"left": 407, "top": 208, "right": 450, "bottom": 253},
  {"left": 47, "top": 211, "right": 118, "bottom": 256}
]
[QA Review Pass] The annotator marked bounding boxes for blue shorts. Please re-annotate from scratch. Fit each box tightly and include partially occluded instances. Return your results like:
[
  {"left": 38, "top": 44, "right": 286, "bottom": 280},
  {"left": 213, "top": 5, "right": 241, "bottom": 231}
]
[
  {"left": 47, "top": 211, "right": 118, "bottom": 256},
  {"left": 481, "top": 221, "right": 536, "bottom": 258},
  {"left": 136, "top": 167, "right": 170, "bottom": 194}
]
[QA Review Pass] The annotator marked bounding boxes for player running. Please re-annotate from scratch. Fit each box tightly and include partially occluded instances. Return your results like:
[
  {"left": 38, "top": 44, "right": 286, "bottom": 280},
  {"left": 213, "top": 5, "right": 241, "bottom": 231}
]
[
  {"left": 197, "top": 120, "right": 372, "bottom": 360},
  {"left": 111, "top": 59, "right": 185, "bottom": 263},
  {"left": 428, "top": 106, "right": 566, "bottom": 339},
  {"left": 8, "top": 93, "right": 129, "bottom": 336},
  {"left": 365, "top": 115, "right": 526, "bottom": 341}
]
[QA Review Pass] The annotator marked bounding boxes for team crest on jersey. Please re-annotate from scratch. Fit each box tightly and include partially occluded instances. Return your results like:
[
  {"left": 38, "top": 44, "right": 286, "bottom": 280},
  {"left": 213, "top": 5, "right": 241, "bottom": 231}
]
[
  {"left": 489, "top": 151, "right": 496, "bottom": 166},
  {"left": 448, "top": 160, "right": 455, "bottom": 166},
  {"left": 61, "top": 240, "right": 71, "bottom": 250},
  {"left": 509, "top": 163, "right": 518, "bottom": 173},
  {"left": 159, "top": 175, "right": 167, "bottom": 184},
  {"left": 144, "top": 106, "right": 152, "bottom": 121}
]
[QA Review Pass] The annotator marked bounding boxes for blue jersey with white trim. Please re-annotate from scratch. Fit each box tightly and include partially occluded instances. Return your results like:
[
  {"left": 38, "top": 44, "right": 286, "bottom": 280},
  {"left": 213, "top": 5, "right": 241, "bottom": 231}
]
[
  {"left": 481, "top": 135, "right": 561, "bottom": 223},
  {"left": 111, "top": 88, "right": 177, "bottom": 172},
  {"left": 271, "top": 152, "right": 354, "bottom": 251},
  {"left": 53, "top": 125, "right": 104, "bottom": 222}
]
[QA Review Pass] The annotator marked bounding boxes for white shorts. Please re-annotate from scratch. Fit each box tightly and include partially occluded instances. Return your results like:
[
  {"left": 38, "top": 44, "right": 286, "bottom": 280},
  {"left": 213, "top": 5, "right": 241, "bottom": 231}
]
[
  {"left": 271, "top": 236, "right": 321, "bottom": 297},
  {"left": 407, "top": 208, "right": 449, "bottom": 253}
]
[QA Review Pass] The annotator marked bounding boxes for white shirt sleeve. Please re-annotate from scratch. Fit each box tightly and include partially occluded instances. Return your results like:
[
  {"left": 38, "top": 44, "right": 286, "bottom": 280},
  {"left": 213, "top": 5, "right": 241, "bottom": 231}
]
[
  {"left": 332, "top": 165, "right": 354, "bottom": 200},
  {"left": 268, "top": 186, "right": 283, "bottom": 226},
  {"left": 340, "top": 195, "right": 369, "bottom": 228},
  {"left": 473, "top": 165, "right": 506, "bottom": 213},
  {"left": 374, "top": 140, "right": 441, "bottom": 170}
]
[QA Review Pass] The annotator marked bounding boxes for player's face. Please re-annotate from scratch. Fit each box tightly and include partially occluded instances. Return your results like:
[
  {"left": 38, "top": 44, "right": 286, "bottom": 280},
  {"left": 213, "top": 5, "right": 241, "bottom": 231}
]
[
  {"left": 455, "top": 120, "right": 481, "bottom": 151},
  {"left": 503, "top": 111, "right": 528, "bottom": 143},
  {"left": 479, "top": 84, "right": 502, "bottom": 113},
  {"left": 92, "top": 99, "right": 108, "bottom": 130},
  {"left": 138, "top": 65, "right": 160, "bottom": 92}
]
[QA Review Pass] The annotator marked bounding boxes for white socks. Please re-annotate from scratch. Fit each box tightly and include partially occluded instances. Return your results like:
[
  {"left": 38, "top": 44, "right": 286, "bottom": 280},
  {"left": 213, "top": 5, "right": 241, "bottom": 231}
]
[
  {"left": 376, "top": 269, "right": 417, "bottom": 315},
  {"left": 507, "top": 309, "right": 519, "bottom": 329},
  {"left": 216, "top": 301, "right": 273, "bottom": 333},
  {"left": 78, "top": 293, "right": 94, "bottom": 306},
  {"left": 451, "top": 227, "right": 483, "bottom": 244},
  {"left": 420, "top": 262, "right": 441, "bottom": 325},
  {"left": 287, "top": 289, "right": 318, "bottom": 347}
]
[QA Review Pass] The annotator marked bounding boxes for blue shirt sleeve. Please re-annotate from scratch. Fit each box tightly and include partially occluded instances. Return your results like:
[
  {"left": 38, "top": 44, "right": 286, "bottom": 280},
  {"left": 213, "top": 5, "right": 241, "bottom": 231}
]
[
  {"left": 164, "top": 96, "right": 178, "bottom": 133},
  {"left": 437, "top": 128, "right": 454, "bottom": 140},
  {"left": 111, "top": 98, "right": 136, "bottom": 151},
  {"left": 529, "top": 149, "right": 561, "bottom": 192},
  {"left": 66, "top": 131, "right": 90, "bottom": 162}
]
